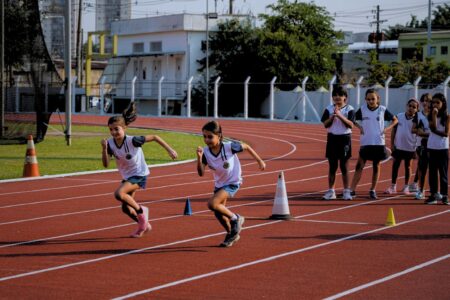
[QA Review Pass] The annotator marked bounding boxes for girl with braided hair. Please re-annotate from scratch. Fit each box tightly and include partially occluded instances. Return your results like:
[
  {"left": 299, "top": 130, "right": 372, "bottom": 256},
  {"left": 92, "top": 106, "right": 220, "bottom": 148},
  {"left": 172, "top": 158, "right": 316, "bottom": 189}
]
[{"left": 101, "top": 102, "right": 178, "bottom": 237}]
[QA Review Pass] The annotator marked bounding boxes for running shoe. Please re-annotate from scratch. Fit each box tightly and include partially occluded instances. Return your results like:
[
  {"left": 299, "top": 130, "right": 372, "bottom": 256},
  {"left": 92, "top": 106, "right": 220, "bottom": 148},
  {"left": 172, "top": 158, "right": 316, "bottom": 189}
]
[
  {"left": 369, "top": 190, "right": 378, "bottom": 200},
  {"left": 442, "top": 196, "right": 449, "bottom": 205},
  {"left": 323, "top": 189, "right": 337, "bottom": 200},
  {"left": 409, "top": 182, "right": 418, "bottom": 192},
  {"left": 350, "top": 190, "right": 356, "bottom": 196},
  {"left": 424, "top": 196, "right": 437, "bottom": 205},
  {"left": 342, "top": 189, "right": 352, "bottom": 200},
  {"left": 401, "top": 185, "right": 411, "bottom": 195},
  {"left": 415, "top": 191, "right": 424, "bottom": 200},
  {"left": 130, "top": 206, "right": 150, "bottom": 238},
  {"left": 230, "top": 214, "right": 245, "bottom": 236},
  {"left": 220, "top": 233, "right": 240, "bottom": 247},
  {"left": 384, "top": 185, "right": 396, "bottom": 194}
]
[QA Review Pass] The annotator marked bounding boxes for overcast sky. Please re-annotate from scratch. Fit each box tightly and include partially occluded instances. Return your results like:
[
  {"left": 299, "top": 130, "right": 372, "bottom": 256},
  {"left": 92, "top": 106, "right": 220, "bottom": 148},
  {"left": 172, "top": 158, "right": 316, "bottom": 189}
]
[{"left": 83, "top": 0, "right": 439, "bottom": 34}]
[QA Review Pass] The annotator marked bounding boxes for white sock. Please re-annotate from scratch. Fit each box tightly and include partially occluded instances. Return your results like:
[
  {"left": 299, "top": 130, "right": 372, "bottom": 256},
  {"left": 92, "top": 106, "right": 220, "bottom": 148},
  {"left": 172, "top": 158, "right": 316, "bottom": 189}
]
[{"left": 230, "top": 214, "right": 237, "bottom": 221}]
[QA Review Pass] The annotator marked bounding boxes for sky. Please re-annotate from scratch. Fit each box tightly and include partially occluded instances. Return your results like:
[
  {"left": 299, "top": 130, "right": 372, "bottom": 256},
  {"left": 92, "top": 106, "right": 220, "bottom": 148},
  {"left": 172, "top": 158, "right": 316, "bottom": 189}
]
[{"left": 82, "top": 0, "right": 439, "bottom": 34}]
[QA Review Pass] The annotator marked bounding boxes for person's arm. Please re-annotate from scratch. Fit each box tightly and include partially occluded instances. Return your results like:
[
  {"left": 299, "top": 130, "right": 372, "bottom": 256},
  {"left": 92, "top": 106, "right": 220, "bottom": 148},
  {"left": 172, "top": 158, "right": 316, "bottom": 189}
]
[
  {"left": 384, "top": 116, "right": 398, "bottom": 134},
  {"left": 196, "top": 146, "right": 206, "bottom": 176},
  {"left": 145, "top": 135, "right": 178, "bottom": 159},
  {"left": 430, "top": 110, "right": 449, "bottom": 137},
  {"left": 334, "top": 107, "right": 354, "bottom": 129},
  {"left": 242, "top": 143, "right": 266, "bottom": 170},
  {"left": 321, "top": 109, "right": 334, "bottom": 128},
  {"left": 101, "top": 138, "right": 110, "bottom": 168}
]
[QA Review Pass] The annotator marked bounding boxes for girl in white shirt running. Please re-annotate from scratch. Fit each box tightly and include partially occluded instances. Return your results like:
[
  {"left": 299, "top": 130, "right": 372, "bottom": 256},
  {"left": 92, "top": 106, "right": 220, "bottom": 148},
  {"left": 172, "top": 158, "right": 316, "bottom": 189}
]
[
  {"left": 101, "top": 102, "right": 178, "bottom": 237},
  {"left": 197, "top": 120, "right": 266, "bottom": 247}
]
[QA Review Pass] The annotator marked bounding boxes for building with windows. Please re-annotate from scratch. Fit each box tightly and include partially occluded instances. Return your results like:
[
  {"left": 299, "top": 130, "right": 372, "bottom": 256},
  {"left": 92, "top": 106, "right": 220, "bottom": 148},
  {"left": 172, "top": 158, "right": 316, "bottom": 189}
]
[{"left": 398, "top": 30, "right": 450, "bottom": 64}]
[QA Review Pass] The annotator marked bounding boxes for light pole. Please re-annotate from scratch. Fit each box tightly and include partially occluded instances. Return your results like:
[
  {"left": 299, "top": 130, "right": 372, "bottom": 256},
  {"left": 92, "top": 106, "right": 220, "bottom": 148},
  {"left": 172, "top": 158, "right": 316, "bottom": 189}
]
[{"left": 205, "top": 0, "right": 209, "bottom": 117}]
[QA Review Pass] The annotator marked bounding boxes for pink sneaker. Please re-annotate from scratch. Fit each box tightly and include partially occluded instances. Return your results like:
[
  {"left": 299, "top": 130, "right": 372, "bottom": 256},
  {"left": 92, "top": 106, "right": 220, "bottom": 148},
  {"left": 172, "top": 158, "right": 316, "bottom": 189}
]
[
  {"left": 130, "top": 206, "right": 150, "bottom": 238},
  {"left": 384, "top": 185, "right": 396, "bottom": 194}
]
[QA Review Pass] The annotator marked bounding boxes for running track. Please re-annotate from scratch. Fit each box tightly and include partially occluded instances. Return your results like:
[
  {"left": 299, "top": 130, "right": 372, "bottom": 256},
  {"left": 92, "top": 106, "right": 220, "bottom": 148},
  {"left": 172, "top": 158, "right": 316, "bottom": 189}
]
[{"left": 0, "top": 116, "right": 448, "bottom": 299}]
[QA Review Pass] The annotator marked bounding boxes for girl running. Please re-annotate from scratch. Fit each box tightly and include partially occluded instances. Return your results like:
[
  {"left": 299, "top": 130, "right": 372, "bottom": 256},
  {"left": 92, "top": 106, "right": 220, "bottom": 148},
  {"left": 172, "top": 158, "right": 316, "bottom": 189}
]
[
  {"left": 321, "top": 86, "right": 355, "bottom": 200},
  {"left": 101, "top": 103, "right": 178, "bottom": 237},
  {"left": 411, "top": 93, "right": 432, "bottom": 199},
  {"left": 196, "top": 120, "right": 266, "bottom": 247},
  {"left": 425, "top": 93, "right": 449, "bottom": 205},
  {"left": 350, "top": 88, "right": 398, "bottom": 199},
  {"left": 385, "top": 98, "right": 419, "bottom": 194}
]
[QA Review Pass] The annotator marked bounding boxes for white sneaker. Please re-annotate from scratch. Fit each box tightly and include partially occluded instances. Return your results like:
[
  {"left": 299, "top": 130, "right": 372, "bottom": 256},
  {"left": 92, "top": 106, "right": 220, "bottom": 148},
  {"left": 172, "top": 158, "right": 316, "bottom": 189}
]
[
  {"left": 415, "top": 191, "right": 424, "bottom": 200},
  {"left": 401, "top": 185, "right": 410, "bottom": 195},
  {"left": 384, "top": 185, "right": 396, "bottom": 194},
  {"left": 322, "top": 189, "right": 336, "bottom": 200},
  {"left": 409, "top": 182, "right": 418, "bottom": 192},
  {"left": 342, "top": 189, "right": 352, "bottom": 200}
]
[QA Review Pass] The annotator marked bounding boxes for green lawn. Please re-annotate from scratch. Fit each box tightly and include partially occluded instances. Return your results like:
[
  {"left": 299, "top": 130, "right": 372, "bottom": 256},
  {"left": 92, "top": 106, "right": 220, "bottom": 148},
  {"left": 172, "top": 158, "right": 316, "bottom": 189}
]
[{"left": 0, "top": 125, "right": 203, "bottom": 180}]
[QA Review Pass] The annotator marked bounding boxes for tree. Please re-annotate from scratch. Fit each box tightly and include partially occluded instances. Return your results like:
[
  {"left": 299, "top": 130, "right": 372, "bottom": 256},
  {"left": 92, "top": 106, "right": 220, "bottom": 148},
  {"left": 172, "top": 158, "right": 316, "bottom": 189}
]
[{"left": 258, "top": 0, "right": 342, "bottom": 87}]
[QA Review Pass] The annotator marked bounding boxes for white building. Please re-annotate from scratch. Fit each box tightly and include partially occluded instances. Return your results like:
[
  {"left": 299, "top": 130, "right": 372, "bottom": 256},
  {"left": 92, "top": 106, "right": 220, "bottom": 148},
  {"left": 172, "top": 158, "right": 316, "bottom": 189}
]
[{"left": 106, "top": 13, "right": 250, "bottom": 115}]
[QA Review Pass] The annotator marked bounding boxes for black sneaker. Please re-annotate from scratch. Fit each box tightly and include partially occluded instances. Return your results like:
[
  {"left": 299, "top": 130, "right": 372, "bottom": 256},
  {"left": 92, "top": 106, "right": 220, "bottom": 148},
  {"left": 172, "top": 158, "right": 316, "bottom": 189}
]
[
  {"left": 369, "top": 190, "right": 377, "bottom": 199},
  {"left": 350, "top": 190, "right": 356, "bottom": 196},
  {"left": 424, "top": 196, "right": 437, "bottom": 204},
  {"left": 220, "top": 233, "right": 240, "bottom": 247},
  {"left": 441, "top": 196, "right": 449, "bottom": 205},
  {"left": 230, "top": 214, "right": 245, "bottom": 236}
]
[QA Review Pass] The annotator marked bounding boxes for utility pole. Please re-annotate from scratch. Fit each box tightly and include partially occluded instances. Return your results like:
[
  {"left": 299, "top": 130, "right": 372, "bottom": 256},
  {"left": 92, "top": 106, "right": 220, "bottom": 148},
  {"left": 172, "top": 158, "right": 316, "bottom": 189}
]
[
  {"left": 370, "top": 5, "right": 386, "bottom": 61},
  {"left": 65, "top": 0, "right": 72, "bottom": 145},
  {"left": 76, "top": 0, "right": 83, "bottom": 86},
  {"left": 0, "top": 0, "right": 4, "bottom": 138},
  {"left": 427, "top": 0, "right": 432, "bottom": 57}
]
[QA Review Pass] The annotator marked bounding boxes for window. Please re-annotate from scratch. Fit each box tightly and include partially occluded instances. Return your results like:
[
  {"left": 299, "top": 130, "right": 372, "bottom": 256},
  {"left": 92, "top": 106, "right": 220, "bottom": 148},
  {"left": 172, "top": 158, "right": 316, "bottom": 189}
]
[
  {"left": 430, "top": 46, "right": 436, "bottom": 55},
  {"left": 442, "top": 46, "right": 448, "bottom": 55},
  {"left": 132, "top": 42, "right": 144, "bottom": 53},
  {"left": 150, "top": 41, "right": 162, "bottom": 52}
]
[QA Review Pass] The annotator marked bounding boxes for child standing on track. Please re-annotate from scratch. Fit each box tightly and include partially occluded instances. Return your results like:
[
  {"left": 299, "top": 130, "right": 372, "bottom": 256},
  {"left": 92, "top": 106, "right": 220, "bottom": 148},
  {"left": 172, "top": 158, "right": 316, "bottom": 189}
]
[
  {"left": 425, "top": 93, "right": 449, "bottom": 205},
  {"left": 384, "top": 98, "right": 419, "bottom": 195},
  {"left": 350, "top": 88, "right": 398, "bottom": 199},
  {"left": 321, "top": 86, "right": 355, "bottom": 200},
  {"left": 101, "top": 102, "right": 178, "bottom": 237},
  {"left": 196, "top": 120, "right": 266, "bottom": 247},
  {"left": 411, "top": 93, "right": 432, "bottom": 199}
]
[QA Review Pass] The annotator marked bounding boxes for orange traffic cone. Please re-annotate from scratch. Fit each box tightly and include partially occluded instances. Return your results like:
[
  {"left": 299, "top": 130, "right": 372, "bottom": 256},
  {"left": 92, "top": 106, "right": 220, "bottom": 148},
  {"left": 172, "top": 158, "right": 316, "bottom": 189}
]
[{"left": 23, "top": 135, "right": 40, "bottom": 177}]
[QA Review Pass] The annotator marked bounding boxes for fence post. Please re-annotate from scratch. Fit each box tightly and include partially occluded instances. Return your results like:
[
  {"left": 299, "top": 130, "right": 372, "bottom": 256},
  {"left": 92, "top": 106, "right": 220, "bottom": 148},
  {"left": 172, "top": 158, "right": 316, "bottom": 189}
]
[
  {"left": 214, "top": 76, "right": 221, "bottom": 119},
  {"left": 244, "top": 76, "right": 251, "bottom": 119},
  {"left": 356, "top": 76, "right": 364, "bottom": 108},
  {"left": 187, "top": 76, "right": 193, "bottom": 118},
  {"left": 270, "top": 76, "right": 277, "bottom": 120},
  {"left": 413, "top": 76, "right": 422, "bottom": 100},
  {"left": 384, "top": 76, "right": 393, "bottom": 108},
  {"left": 329, "top": 75, "right": 336, "bottom": 104},
  {"left": 158, "top": 76, "right": 164, "bottom": 116},
  {"left": 130, "top": 76, "right": 137, "bottom": 104},
  {"left": 100, "top": 76, "right": 107, "bottom": 115},
  {"left": 301, "top": 76, "right": 309, "bottom": 122}
]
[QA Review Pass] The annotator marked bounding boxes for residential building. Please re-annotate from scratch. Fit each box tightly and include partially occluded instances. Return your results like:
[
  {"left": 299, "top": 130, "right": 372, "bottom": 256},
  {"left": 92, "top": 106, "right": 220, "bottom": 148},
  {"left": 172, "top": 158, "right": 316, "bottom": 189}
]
[{"left": 398, "top": 30, "right": 450, "bottom": 64}]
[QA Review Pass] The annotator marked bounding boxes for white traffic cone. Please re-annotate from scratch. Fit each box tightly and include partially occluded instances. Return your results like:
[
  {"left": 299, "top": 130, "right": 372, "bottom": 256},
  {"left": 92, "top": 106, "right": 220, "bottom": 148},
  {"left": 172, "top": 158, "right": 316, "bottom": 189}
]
[{"left": 270, "top": 171, "right": 291, "bottom": 220}]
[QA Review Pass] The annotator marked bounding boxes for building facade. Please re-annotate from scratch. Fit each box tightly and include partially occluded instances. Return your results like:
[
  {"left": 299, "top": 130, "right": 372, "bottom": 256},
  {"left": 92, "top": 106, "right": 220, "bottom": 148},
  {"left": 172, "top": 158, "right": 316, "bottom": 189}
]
[{"left": 398, "top": 30, "right": 450, "bottom": 64}]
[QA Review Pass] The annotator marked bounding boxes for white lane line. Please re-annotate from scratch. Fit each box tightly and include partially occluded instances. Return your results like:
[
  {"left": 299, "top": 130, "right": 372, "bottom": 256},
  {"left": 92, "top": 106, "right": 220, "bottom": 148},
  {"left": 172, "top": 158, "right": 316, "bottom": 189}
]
[
  {"left": 324, "top": 253, "right": 450, "bottom": 300},
  {"left": 295, "top": 219, "right": 369, "bottom": 225},
  {"left": 0, "top": 209, "right": 447, "bottom": 285},
  {"left": 111, "top": 210, "right": 450, "bottom": 300}
]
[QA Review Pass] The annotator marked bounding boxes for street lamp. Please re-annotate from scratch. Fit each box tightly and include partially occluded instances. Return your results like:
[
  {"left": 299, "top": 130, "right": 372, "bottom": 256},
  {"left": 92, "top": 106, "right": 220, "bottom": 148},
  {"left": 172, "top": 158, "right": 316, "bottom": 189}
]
[{"left": 205, "top": 1, "right": 218, "bottom": 117}]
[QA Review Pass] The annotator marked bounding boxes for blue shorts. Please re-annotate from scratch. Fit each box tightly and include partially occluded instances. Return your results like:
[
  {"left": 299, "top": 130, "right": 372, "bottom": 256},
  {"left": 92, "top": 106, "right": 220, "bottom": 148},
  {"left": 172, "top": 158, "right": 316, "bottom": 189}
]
[
  {"left": 123, "top": 176, "right": 147, "bottom": 189},
  {"left": 214, "top": 184, "right": 240, "bottom": 198}
]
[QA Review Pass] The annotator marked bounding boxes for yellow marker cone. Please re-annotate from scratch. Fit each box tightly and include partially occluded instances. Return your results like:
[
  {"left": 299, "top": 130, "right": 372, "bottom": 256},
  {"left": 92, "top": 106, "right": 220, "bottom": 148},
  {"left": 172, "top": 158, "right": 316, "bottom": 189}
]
[{"left": 385, "top": 208, "right": 396, "bottom": 226}]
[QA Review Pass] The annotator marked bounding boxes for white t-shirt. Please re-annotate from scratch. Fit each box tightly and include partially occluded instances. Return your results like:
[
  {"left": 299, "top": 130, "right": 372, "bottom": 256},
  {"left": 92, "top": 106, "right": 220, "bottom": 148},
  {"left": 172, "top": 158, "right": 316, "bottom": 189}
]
[
  {"left": 394, "top": 112, "right": 417, "bottom": 152},
  {"left": 202, "top": 141, "right": 243, "bottom": 189},
  {"left": 321, "top": 104, "right": 355, "bottom": 135},
  {"left": 107, "top": 135, "right": 150, "bottom": 179},
  {"left": 355, "top": 105, "right": 395, "bottom": 146},
  {"left": 427, "top": 116, "right": 449, "bottom": 150}
]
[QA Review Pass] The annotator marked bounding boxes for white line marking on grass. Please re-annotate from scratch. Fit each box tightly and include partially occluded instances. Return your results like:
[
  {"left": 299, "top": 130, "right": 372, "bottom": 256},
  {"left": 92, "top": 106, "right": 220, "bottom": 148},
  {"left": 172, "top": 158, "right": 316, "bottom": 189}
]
[
  {"left": 111, "top": 210, "right": 450, "bottom": 300},
  {"left": 324, "top": 253, "right": 450, "bottom": 300}
]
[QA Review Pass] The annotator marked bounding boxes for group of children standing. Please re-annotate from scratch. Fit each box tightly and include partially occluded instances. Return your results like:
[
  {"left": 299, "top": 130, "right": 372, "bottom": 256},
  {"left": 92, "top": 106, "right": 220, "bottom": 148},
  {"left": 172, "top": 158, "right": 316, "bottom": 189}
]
[{"left": 321, "top": 87, "right": 449, "bottom": 206}]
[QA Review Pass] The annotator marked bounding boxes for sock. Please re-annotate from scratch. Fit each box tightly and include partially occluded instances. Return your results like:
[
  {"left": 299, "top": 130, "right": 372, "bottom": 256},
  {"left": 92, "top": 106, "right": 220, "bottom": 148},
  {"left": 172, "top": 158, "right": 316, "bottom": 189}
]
[
  {"left": 136, "top": 206, "right": 143, "bottom": 214},
  {"left": 230, "top": 214, "right": 237, "bottom": 221}
]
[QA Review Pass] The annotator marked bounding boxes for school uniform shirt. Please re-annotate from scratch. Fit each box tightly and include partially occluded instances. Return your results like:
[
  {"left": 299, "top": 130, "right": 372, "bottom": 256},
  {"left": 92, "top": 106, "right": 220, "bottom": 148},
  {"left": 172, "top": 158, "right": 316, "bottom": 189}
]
[
  {"left": 394, "top": 112, "right": 417, "bottom": 152},
  {"left": 355, "top": 105, "right": 395, "bottom": 146},
  {"left": 107, "top": 135, "right": 150, "bottom": 179},
  {"left": 321, "top": 104, "right": 355, "bottom": 135},
  {"left": 413, "top": 111, "right": 430, "bottom": 147},
  {"left": 427, "top": 116, "right": 449, "bottom": 150},
  {"left": 202, "top": 141, "right": 243, "bottom": 189}
]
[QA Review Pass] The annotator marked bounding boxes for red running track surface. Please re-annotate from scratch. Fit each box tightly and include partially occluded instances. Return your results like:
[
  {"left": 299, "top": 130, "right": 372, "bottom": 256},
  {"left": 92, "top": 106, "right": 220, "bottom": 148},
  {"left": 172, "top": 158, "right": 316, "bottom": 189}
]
[{"left": 0, "top": 116, "right": 448, "bottom": 299}]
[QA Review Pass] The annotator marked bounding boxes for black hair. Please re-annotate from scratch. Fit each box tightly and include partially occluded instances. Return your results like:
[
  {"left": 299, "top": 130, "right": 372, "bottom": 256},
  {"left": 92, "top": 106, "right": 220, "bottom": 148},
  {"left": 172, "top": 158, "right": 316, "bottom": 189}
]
[
  {"left": 202, "top": 120, "right": 223, "bottom": 141},
  {"left": 332, "top": 86, "right": 348, "bottom": 98},
  {"left": 107, "top": 102, "right": 137, "bottom": 126},
  {"left": 428, "top": 93, "right": 448, "bottom": 126}
]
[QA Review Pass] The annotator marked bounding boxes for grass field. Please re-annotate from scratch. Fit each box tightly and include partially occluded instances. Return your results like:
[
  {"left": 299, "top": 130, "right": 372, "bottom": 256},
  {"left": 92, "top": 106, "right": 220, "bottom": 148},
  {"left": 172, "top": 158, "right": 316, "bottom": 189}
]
[{"left": 0, "top": 125, "right": 203, "bottom": 180}]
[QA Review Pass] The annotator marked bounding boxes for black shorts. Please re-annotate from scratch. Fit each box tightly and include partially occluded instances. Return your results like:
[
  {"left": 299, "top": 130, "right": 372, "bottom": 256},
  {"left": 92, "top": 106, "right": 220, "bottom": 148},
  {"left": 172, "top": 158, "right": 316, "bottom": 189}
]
[
  {"left": 359, "top": 145, "right": 389, "bottom": 161},
  {"left": 326, "top": 133, "right": 352, "bottom": 160},
  {"left": 392, "top": 149, "right": 416, "bottom": 160}
]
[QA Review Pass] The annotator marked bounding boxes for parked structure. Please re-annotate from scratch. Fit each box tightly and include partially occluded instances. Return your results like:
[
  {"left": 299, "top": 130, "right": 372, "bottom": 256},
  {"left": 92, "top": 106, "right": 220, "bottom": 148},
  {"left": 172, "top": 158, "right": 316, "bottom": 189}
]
[{"left": 398, "top": 30, "right": 450, "bottom": 64}]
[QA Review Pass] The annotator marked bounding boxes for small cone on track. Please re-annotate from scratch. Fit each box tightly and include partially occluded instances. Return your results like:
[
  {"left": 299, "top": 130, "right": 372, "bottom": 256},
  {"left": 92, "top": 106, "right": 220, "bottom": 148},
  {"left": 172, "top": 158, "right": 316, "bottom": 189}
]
[
  {"left": 270, "top": 171, "right": 291, "bottom": 220},
  {"left": 385, "top": 207, "right": 396, "bottom": 226},
  {"left": 184, "top": 198, "right": 192, "bottom": 215},
  {"left": 23, "top": 135, "right": 40, "bottom": 177}
]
